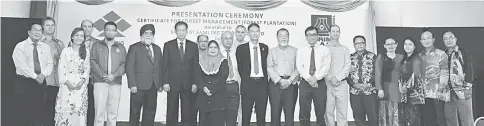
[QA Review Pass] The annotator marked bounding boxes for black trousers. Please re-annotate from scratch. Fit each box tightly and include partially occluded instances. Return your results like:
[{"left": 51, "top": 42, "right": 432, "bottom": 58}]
[
  {"left": 298, "top": 79, "right": 326, "bottom": 126},
  {"left": 189, "top": 92, "right": 199, "bottom": 126},
  {"left": 350, "top": 94, "right": 378, "bottom": 126},
  {"left": 130, "top": 84, "right": 158, "bottom": 126},
  {"left": 269, "top": 81, "right": 298, "bottom": 126},
  {"left": 44, "top": 85, "right": 59, "bottom": 126},
  {"left": 226, "top": 82, "right": 240, "bottom": 126},
  {"left": 241, "top": 78, "right": 268, "bottom": 126},
  {"left": 87, "top": 83, "right": 95, "bottom": 126},
  {"left": 199, "top": 110, "right": 226, "bottom": 126},
  {"left": 421, "top": 98, "right": 447, "bottom": 126},
  {"left": 13, "top": 75, "right": 46, "bottom": 126},
  {"left": 166, "top": 88, "right": 198, "bottom": 126}
]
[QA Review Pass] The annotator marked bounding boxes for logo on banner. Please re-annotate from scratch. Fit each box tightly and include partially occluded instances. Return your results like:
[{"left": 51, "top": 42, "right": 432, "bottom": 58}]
[
  {"left": 93, "top": 11, "right": 132, "bottom": 38},
  {"left": 311, "top": 15, "right": 335, "bottom": 45}
]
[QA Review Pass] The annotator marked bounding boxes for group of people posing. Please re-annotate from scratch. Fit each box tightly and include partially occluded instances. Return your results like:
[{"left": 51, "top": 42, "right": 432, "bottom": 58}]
[{"left": 12, "top": 16, "right": 475, "bottom": 126}]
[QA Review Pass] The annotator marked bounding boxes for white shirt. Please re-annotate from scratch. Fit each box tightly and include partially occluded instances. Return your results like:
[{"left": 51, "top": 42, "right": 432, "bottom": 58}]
[
  {"left": 106, "top": 41, "right": 114, "bottom": 73},
  {"left": 249, "top": 42, "right": 264, "bottom": 77},
  {"left": 177, "top": 38, "right": 186, "bottom": 53},
  {"left": 296, "top": 44, "right": 332, "bottom": 81},
  {"left": 221, "top": 47, "right": 240, "bottom": 82},
  {"left": 12, "top": 38, "right": 54, "bottom": 79}
]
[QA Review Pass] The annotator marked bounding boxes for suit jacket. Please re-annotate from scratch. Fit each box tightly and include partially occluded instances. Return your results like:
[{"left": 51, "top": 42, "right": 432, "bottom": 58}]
[
  {"left": 163, "top": 38, "right": 199, "bottom": 91},
  {"left": 235, "top": 42, "right": 269, "bottom": 94},
  {"left": 126, "top": 42, "right": 163, "bottom": 90}
]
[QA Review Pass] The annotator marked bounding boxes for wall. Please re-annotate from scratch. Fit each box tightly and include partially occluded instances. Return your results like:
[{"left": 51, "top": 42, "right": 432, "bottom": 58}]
[
  {"left": 373, "top": 1, "right": 484, "bottom": 27},
  {"left": 1, "top": 1, "right": 31, "bottom": 18}
]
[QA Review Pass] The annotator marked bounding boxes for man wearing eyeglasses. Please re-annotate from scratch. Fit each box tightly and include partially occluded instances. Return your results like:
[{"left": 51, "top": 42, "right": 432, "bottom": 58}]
[
  {"left": 347, "top": 35, "right": 378, "bottom": 126},
  {"left": 296, "top": 26, "right": 331, "bottom": 126},
  {"left": 126, "top": 24, "right": 164, "bottom": 126},
  {"left": 197, "top": 34, "right": 209, "bottom": 55},
  {"left": 325, "top": 25, "right": 351, "bottom": 126},
  {"left": 419, "top": 29, "right": 449, "bottom": 126},
  {"left": 443, "top": 31, "right": 474, "bottom": 126}
]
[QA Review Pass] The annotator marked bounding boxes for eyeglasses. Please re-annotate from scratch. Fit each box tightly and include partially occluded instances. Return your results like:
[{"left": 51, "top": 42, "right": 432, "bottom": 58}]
[
  {"left": 306, "top": 33, "right": 318, "bottom": 37},
  {"left": 443, "top": 37, "right": 456, "bottom": 41},
  {"left": 354, "top": 42, "right": 366, "bottom": 45},
  {"left": 385, "top": 43, "right": 397, "bottom": 46}
]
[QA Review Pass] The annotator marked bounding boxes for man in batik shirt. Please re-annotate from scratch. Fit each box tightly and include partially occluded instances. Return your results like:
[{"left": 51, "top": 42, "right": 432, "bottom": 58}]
[
  {"left": 347, "top": 35, "right": 377, "bottom": 126},
  {"left": 419, "top": 30, "right": 449, "bottom": 126},
  {"left": 443, "top": 31, "right": 474, "bottom": 126}
]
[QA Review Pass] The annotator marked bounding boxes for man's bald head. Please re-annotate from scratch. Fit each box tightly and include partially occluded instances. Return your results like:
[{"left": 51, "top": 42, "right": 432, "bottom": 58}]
[
  {"left": 81, "top": 19, "right": 94, "bottom": 36},
  {"left": 221, "top": 31, "right": 234, "bottom": 49}
]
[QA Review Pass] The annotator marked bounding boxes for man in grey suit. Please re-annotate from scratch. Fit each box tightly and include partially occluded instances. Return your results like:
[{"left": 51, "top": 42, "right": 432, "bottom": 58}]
[{"left": 126, "top": 24, "right": 164, "bottom": 126}]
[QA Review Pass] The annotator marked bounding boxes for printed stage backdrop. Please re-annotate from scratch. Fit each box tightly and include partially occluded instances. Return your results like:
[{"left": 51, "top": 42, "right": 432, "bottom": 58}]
[
  {"left": 375, "top": 27, "right": 484, "bottom": 118},
  {"left": 56, "top": 0, "right": 374, "bottom": 122}
]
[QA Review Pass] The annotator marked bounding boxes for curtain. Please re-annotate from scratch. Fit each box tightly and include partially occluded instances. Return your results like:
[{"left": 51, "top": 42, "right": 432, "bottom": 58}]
[
  {"left": 367, "top": 1, "right": 377, "bottom": 53},
  {"left": 148, "top": 0, "right": 200, "bottom": 7},
  {"left": 301, "top": 0, "right": 366, "bottom": 12},
  {"left": 76, "top": 0, "right": 114, "bottom": 5},
  {"left": 225, "top": 0, "right": 288, "bottom": 11}
]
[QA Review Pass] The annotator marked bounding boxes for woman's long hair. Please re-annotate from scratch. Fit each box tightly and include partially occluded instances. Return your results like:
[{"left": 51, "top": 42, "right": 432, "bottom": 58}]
[
  {"left": 402, "top": 37, "right": 419, "bottom": 62},
  {"left": 69, "top": 27, "right": 87, "bottom": 60}
]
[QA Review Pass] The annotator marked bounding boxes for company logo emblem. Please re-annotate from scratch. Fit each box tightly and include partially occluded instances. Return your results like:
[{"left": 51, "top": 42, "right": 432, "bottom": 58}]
[
  {"left": 93, "top": 11, "right": 131, "bottom": 37},
  {"left": 311, "top": 15, "right": 335, "bottom": 44}
]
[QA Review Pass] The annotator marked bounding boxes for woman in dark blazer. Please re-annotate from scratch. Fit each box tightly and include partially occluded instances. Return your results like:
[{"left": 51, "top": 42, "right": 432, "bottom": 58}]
[{"left": 195, "top": 40, "right": 229, "bottom": 126}]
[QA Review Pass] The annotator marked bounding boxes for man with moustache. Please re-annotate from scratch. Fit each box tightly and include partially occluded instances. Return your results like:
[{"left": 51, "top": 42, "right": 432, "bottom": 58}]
[
  {"left": 163, "top": 21, "right": 199, "bottom": 126},
  {"left": 267, "top": 28, "right": 299, "bottom": 126},
  {"left": 198, "top": 34, "right": 209, "bottom": 54},
  {"left": 40, "top": 17, "right": 65, "bottom": 126},
  {"left": 220, "top": 31, "right": 242, "bottom": 126},
  {"left": 297, "top": 26, "right": 331, "bottom": 126},
  {"left": 443, "top": 31, "right": 475, "bottom": 126},
  {"left": 236, "top": 23, "right": 269, "bottom": 126},
  {"left": 12, "top": 23, "right": 53, "bottom": 126},
  {"left": 91, "top": 21, "right": 127, "bottom": 126},
  {"left": 325, "top": 25, "right": 351, "bottom": 126},
  {"left": 419, "top": 29, "right": 449, "bottom": 126},
  {"left": 81, "top": 19, "right": 101, "bottom": 126},
  {"left": 126, "top": 24, "right": 164, "bottom": 126},
  {"left": 347, "top": 35, "right": 378, "bottom": 126}
]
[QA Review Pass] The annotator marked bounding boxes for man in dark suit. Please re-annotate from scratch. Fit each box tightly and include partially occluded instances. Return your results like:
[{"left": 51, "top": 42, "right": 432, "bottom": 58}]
[
  {"left": 163, "top": 21, "right": 199, "bottom": 126},
  {"left": 126, "top": 24, "right": 163, "bottom": 126},
  {"left": 236, "top": 23, "right": 269, "bottom": 126}
]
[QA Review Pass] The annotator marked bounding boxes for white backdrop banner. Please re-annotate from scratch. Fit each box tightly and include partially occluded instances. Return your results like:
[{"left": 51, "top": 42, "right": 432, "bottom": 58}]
[{"left": 57, "top": 0, "right": 372, "bottom": 122}]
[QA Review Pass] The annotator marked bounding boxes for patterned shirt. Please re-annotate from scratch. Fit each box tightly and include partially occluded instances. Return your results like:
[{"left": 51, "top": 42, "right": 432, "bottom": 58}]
[
  {"left": 446, "top": 46, "right": 473, "bottom": 99},
  {"left": 348, "top": 50, "right": 377, "bottom": 95},
  {"left": 419, "top": 47, "right": 449, "bottom": 101},
  {"left": 42, "top": 36, "right": 64, "bottom": 86}
]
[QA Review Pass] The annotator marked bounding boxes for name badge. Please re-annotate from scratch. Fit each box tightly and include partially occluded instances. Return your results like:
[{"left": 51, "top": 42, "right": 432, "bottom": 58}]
[{"left": 116, "top": 48, "right": 120, "bottom": 53}]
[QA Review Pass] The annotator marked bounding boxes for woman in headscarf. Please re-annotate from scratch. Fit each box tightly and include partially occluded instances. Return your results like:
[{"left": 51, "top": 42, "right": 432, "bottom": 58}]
[
  {"left": 375, "top": 38, "right": 404, "bottom": 126},
  {"left": 55, "top": 27, "right": 90, "bottom": 126},
  {"left": 196, "top": 40, "right": 229, "bottom": 126},
  {"left": 399, "top": 37, "right": 424, "bottom": 126}
]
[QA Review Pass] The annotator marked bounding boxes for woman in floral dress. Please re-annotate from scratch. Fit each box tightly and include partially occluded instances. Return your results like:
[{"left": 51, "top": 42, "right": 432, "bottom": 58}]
[
  {"left": 399, "top": 37, "right": 425, "bottom": 126},
  {"left": 375, "top": 38, "right": 404, "bottom": 126},
  {"left": 55, "top": 27, "right": 90, "bottom": 126}
]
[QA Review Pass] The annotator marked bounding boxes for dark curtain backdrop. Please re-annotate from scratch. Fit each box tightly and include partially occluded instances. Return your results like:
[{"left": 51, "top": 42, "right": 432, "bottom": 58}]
[
  {"left": 376, "top": 27, "right": 484, "bottom": 119},
  {"left": 1, "top": 17, "right": 43, "bottom": 126}
]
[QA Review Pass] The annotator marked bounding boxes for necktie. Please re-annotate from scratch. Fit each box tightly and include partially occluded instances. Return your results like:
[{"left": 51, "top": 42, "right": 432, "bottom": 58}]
[
  {"left": 253, "top": 46, "right": 260, "bottom": 74},
  {"left": 227, "top": 49, "right": 234, "bottom": 79},
  {"left": 33, "top": 42, "right": 41, "bottom": 75},
  {"left": 309, "top": 46, "right": 315, "bottom": 76},
  {"left": 179, "top": 42, "right": 184, "bottom": 61},
  {"left": 146, "top": 45, "right": 154, "bottom": 62}
]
